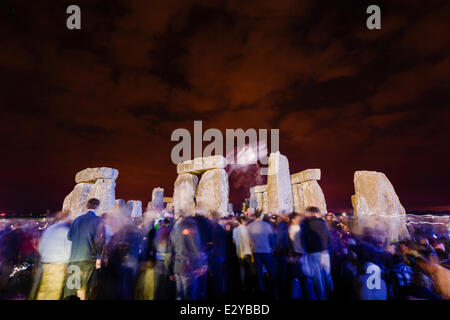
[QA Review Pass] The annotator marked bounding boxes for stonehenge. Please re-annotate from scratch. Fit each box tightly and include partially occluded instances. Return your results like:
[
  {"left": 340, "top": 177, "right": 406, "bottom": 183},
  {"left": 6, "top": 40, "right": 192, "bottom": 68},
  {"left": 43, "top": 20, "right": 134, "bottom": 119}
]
[
  {"left": 173, "top": 155, "right": 229, "bottom": 218},
  {"left": 61, "top": 158, "right": 410, "bottom": 243},
  {"left": 63, "top": 167, "right": 118, "bottom": 218},
  {"left": 352, "top": 171, "right": 410, "bottom": 241},
  {"left": 249, "top": 162, "right": 327, "bottom": 216}
]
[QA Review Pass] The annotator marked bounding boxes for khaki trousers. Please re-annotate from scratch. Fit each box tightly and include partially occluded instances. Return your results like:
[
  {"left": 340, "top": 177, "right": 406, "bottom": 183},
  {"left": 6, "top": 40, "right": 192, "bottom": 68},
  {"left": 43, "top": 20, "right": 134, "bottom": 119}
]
[{"left": 36, "top": 263, "right": 67, "bottom": 300}]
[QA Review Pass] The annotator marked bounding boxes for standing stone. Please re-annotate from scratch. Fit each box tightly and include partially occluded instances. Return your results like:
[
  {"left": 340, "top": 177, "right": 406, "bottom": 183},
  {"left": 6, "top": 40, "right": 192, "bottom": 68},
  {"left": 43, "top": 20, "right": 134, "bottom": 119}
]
[
  {"left": 196, "top": 169, "right": 229, "bottom": 217},
  {"left": 87, "top": 179, "right": 116, "bottom": 215},
  {"left": 262, "top": 192, "right": 268, "bottom": 213},
  {"left": 256, "top": 193, "right": 264, "bottom": 212},
  {"left": 300, "top": 180, "right": 327, "bottom": 215},
  {"left": 249, "top": 193, "right": 257, "bottom": 209},
  {"left": 173, "top": 173, "right": 198, "bottom": 218},
  {"left": 353, "top": 171, "right": 410, "bottom": 241},
  {"left": 151, "top": 187, "right": 164, "bottom": 209},
  {"left": 127, "top": 200, "right": 143, "bottom": 218},
  {"left": 267, "top": 152, "right": 293, "bottom": 214},
  {"left": 292, "top": 183, "right": 305, "bottom": 215},
  {"left": 115, "top": 199, "right": 127, "bottom": 211},
  {"left": 351, "top": 195, "right": 357, "bottom": 217},
  {"left": 63, "top": 183, "right": 93, "bottom": 217}
]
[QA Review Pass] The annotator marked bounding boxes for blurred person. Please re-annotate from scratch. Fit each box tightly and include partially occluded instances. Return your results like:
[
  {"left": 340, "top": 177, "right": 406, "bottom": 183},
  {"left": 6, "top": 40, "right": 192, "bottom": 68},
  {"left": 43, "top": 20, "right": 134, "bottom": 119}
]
[
  {"left": 63, "top": 198, "right": 105, "bottom": 300},
  {"left": 31, "top": 211, "right": 72, "bottom": 300},
  {"left": 208, "top": 212, "right": 227, "bottom": 299},
  {"left": 247, "top": 210, "right": 277, "bottom": 298},
  {"left": 170, "top": 214, "right": 207, "bottom": 300},
  {"left": 301, "top": 206, "right": 333, "bottom": 300},
  {"left": 0, "top": 223, "right": 21, "bottom": 298},
  {"left": 107, "top": 221, "right": 144, "bottom": 274},
  {"left": 287, "top": 213, "right": 315, "bottom": 299},
  {"left": 232, "top": 216, "right": 253, "bottom": 290},
  {"left": 151, "top": 218, "right": 175, "bottom": 299},
  {"left": 193, "top": 213, "right": 213, "bottom": 299},
  {"left": 101, "top": 213, "right": 114, "bottom": 246},
  {"left": 390, "top": 254, "right": 413, "bottom": 298},
  {"left": 88, "top": 242, "right": 134, "bottom": 300},
  {"left": 416, "top": 254, "right": 450, "bottom": 299},
  {"left": 273, "top": 214, "right": 290, "bottom": 298}
]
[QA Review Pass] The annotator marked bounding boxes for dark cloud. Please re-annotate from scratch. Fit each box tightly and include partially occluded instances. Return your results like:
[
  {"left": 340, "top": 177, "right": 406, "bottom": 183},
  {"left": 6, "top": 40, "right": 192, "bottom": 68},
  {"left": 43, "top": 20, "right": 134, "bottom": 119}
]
[{"left": 0, "top": 0, "right": 449, "bottom": 213}]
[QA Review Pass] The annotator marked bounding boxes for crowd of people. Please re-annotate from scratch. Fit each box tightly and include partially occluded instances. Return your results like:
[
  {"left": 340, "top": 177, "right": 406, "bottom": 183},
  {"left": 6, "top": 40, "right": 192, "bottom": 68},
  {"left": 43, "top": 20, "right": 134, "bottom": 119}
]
[{"left": 0, "top": 197, "right": 449, "bottom": 300}]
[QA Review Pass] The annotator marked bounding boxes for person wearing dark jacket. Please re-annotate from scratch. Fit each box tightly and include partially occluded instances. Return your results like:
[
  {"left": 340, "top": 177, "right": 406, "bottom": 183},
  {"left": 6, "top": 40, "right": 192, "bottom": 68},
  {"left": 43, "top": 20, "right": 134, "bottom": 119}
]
[
  {"left": 300, "top": 206, "right": 333, "bottom": 300},
  {"left": 63, "top": 198, "right": 105, "bottom": 300},
  {"left": 274, "top": 215, "right": 290, "bottom": 298},
  {"left": 208, "top": 214, "right": 227, "bottom": 298},
  {"left": 169, "top": 215, "right": 207, "bottom": 300}
]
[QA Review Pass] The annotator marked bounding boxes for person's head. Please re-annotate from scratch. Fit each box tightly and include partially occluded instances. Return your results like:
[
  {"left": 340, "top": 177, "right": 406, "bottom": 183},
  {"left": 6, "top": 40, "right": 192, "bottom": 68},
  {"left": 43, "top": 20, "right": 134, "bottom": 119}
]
[
  {"left": 398, "top": 241, "right": 409, "bottom": 254},
  {"left": 209, "top": 211, "right": 221, "bottom": 220},
  {"left": 291, "top": 213, "right": 301, "bottom": 225},
  {"left": 86, "top": 198, "right": 100, "bottom": 210},
  {"left": 418, "top": 236, "right": 430, "bottom": 246},
  {"left": 162, "top": 218, "right": 171, "bottom": 227},
  {"left": 254, "top": 210, "right": 263, "bottom": 220},
  {"left": 305, "top": 206, "right": 321, "bottom": 217},
  {"left": 53, "top": 210, "right": 70, "bottom": 223},
  {"left": 280, "top": 212, "right": 290, "bottom": 222},
  {"left": 238, "top": 216, "right": 246, "bottom": 225}
]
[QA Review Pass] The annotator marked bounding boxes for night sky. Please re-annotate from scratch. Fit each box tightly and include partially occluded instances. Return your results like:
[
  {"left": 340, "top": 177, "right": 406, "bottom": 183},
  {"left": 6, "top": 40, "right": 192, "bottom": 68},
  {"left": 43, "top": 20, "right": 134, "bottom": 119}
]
[{"left": 0, "top": 0, "right": 449, "bottom": 214}]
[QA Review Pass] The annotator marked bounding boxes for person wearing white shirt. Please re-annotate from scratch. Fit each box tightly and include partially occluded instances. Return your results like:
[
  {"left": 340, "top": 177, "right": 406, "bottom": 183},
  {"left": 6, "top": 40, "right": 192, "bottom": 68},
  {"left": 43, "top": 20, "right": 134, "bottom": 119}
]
[
  {"left": 232, "top": 216, "right": 253, "bottom": 288},
  {"left": 34, "top": 211, "right": 72, "bottom": 300}
]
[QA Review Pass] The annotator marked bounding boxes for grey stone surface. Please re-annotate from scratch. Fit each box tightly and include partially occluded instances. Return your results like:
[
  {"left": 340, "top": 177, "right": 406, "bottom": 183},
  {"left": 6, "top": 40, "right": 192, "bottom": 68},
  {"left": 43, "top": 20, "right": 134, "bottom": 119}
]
[
  {"left": 290, "top": 169, "right": 321, "bottom": 184},
  {"left": 256, "top": 192, "right": 264, "bottom": 212},
  {"left": 127, "top": 200, "right": 143, "bottom": 218},
  {"left": 151, "top": 187, "right": 164, "bottom": 209},
  {"left": 177, "top": 155, "right": 227, "bottom": 174},
  {"left": 75, "top": 167, "right": 118, "bottom": 184},
  {"left": 250, "top": 185, "right": 267, "bottom": 194},
  {"left": 353, "top": 171, "right": 410, "bottom": 241},
  {"left": 196, "top": 169, "right": 229, "bottom": 217},
  {"left": 87, "top": 178, "right": 116, "bottom": 215},
  {"left": 115, "top": 199, "right": 126, "bottom": 209},
  {"left": 249, "top": 193, "right": 258, "bottom": 209},
  {"left": 292, "top": 183, "right": 305, "bottom": 215},
  {"left": 63, "top": 182, "right": 93, "bottom": 218},
  {"left": 267, "top": 152, "right": 293, "bottom": 214},
  {"left": 262, "top": 192, "right": 268, "bottom": 213},
  {"left": 173, "top": 173, "right": 198, "bottom": 218},
  {"left": 301, "top": 180, "right": 327, "bottom": 215}
]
